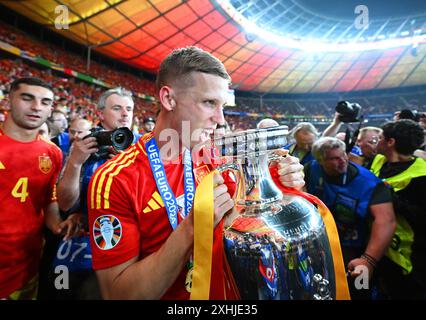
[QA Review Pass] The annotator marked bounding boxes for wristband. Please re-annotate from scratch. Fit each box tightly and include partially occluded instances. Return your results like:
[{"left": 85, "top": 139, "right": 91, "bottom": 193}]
[{"left": 361, "top": 253, "right": 378, "bottom": 268}]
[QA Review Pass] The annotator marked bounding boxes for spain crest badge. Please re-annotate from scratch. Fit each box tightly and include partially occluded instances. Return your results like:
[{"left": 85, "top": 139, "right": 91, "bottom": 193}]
[{"left": 39, "top": 155, "right": 52, "bottom": 174}]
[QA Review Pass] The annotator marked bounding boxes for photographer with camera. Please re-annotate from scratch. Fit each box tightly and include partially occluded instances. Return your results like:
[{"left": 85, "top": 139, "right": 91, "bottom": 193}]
[
  {"left": 57, "top": 87, "right": 136, "bottom": 214},
  {"left": 48, "top": 87, "right": 137, "bottom": 299}
]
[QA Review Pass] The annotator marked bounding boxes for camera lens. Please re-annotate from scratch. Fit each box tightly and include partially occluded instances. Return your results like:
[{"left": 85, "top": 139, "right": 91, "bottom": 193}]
[
  {"left": 111, "top": 127, "right": 133, "bottom": 150},
  {"left": 114, "top": 133, "right": 125, "bottom": 144}
]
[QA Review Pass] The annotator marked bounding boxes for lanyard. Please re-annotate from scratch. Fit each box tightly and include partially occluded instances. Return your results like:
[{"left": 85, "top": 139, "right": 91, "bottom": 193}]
[{"left": 146, "top": 137, "right": 195, "bottom": 230}]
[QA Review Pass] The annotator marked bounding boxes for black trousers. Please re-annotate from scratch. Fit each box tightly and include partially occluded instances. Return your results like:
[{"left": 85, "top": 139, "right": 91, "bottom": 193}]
[{"left": 376, "top": 257, "right": 426, "bottom": 300}]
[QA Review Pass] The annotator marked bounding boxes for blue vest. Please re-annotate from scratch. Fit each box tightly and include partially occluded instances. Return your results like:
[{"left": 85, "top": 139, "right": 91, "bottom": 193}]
[
  {"left": 307, "top": 161, "right": 381, "bottom": 248},
  {"left": 81, "top": 158, "right": 107, "bottom": 215},
  {"left": 57, "top": 132, "right": 70, "bottom": 157}
]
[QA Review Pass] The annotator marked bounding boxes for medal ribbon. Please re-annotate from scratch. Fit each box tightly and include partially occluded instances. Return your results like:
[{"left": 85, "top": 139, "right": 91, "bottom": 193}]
[{"left": 146, "top": 138, "right": 195, "bottom": 230}]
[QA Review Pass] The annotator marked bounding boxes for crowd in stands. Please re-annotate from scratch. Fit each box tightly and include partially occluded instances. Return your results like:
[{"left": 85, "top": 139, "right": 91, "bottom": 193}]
[
  {"left": 0, "top": 21, "right": 156, "bottom": 97},
  {"left": 0, "top": 58, "right": 158, "bottom": 127},
  {"left": 0, "top": 21, "right": 162, "bottom": 128},
  {"left": 235, "top": 94, "right": 426, "bottom": 119},
  {"left": 0, "top": 19, "right": 425, "bottom": 301}
]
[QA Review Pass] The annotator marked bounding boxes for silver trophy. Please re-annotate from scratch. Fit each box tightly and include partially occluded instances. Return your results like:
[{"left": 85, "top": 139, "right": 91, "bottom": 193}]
[{"left": 211, "top": 126, "right": 335, "bottom": 300}]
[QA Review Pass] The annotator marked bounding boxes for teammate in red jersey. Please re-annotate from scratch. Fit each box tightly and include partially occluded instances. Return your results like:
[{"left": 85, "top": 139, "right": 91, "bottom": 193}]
[
  {"left": 88, "top": 47, "right": 305, "bottom": 299},
  {"left": 0, "top": 77, "right": 80, "bottom": 299}
]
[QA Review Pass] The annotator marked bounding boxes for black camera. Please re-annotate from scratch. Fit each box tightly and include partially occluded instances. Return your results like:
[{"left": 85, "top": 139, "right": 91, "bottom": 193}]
[
  {"left": 84, "top": 127, "right": 134, "bottom": 159},
  {"left": 335, "top": 101, "right": 362, "bottom": 123}
]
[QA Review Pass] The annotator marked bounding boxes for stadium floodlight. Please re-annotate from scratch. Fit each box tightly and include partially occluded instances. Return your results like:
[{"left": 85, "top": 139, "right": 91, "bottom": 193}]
[{"left": 219, "top": 0, "right": 426, "bottom": 53}]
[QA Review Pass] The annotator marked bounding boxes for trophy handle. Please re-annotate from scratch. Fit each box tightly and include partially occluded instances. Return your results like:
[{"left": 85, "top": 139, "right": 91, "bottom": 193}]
[
  {"left": 268, "top": 150, "right": 288, "bottom": 165},
  {"left": 268, "top": 154, "right": 283, "bottom": 162},
  {"left": 215, "top": 163, "right": 239, "bottom": 173}
]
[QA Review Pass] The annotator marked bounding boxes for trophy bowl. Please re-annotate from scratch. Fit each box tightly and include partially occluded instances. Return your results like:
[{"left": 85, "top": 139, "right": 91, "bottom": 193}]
[{"left": 211, "top": 126, "right": 336, "bottom": 300}]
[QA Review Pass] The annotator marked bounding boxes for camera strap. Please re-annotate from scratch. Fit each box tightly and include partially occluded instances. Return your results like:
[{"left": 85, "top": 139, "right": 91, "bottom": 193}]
[
  {"left": 146, "top": 137, "right": 195, "bottom": 230},
  {"left": 345, "top": 116, "right": 364, "bottom": 154}
]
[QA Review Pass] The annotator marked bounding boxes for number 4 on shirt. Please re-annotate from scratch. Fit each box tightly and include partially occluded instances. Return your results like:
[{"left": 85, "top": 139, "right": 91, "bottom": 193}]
[{"left": 11, "top": 177, "right": 29, "bottom": 202}]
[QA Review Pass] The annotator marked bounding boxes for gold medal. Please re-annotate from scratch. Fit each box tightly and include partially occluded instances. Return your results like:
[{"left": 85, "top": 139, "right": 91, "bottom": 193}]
[{"left": 185, "top": 267, "right": 193, "bottom": 293}]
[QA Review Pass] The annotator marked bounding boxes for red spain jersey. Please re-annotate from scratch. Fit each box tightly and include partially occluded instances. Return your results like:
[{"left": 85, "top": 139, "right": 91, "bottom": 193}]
[
  {"left": 88, "top": 132, "right": 225, "bottom": 300},
  {"left": 0, "top": 129, "right": 62, "bottom": 298}
]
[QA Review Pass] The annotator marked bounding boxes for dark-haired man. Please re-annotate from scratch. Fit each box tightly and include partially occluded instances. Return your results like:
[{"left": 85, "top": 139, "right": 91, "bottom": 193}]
[
  {"left": 393, "top": 109, "right": 418, "bottom": 122},
  {"left": 0, "top": 77, "right": 79, "bottom": 299},
  {"left": 371, "top": 119, "right": 426, "bottom": 299}
]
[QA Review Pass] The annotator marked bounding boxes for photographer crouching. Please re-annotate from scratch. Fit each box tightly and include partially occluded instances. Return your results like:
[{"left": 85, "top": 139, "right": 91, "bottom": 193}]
[{"left": 46, "top": 87, "right": 137, "bottom": 299}]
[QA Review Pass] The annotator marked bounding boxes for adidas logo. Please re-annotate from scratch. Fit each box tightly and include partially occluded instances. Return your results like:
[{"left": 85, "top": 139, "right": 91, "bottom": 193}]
[{"left": 143, "top": 191, "right": 164, "bottom": 213}]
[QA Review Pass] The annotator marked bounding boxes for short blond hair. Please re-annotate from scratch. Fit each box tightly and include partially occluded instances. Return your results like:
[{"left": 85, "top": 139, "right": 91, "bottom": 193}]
[{"left": 156, "top": 46, "right": 230, "bottom": 91}]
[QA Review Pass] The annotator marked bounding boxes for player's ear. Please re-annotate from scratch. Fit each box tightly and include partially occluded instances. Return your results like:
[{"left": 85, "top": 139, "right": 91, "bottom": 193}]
[{"left": 159, "top": 86, "right": 176, "bottom": 112}]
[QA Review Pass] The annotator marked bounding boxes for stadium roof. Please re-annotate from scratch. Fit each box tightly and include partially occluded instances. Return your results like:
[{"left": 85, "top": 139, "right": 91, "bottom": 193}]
[
  {"left": 2, "top": 0, "right": 426, "bottom": 94},
  {"left": 230, "top": 0, "right": 426, "bottom": 42}
]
